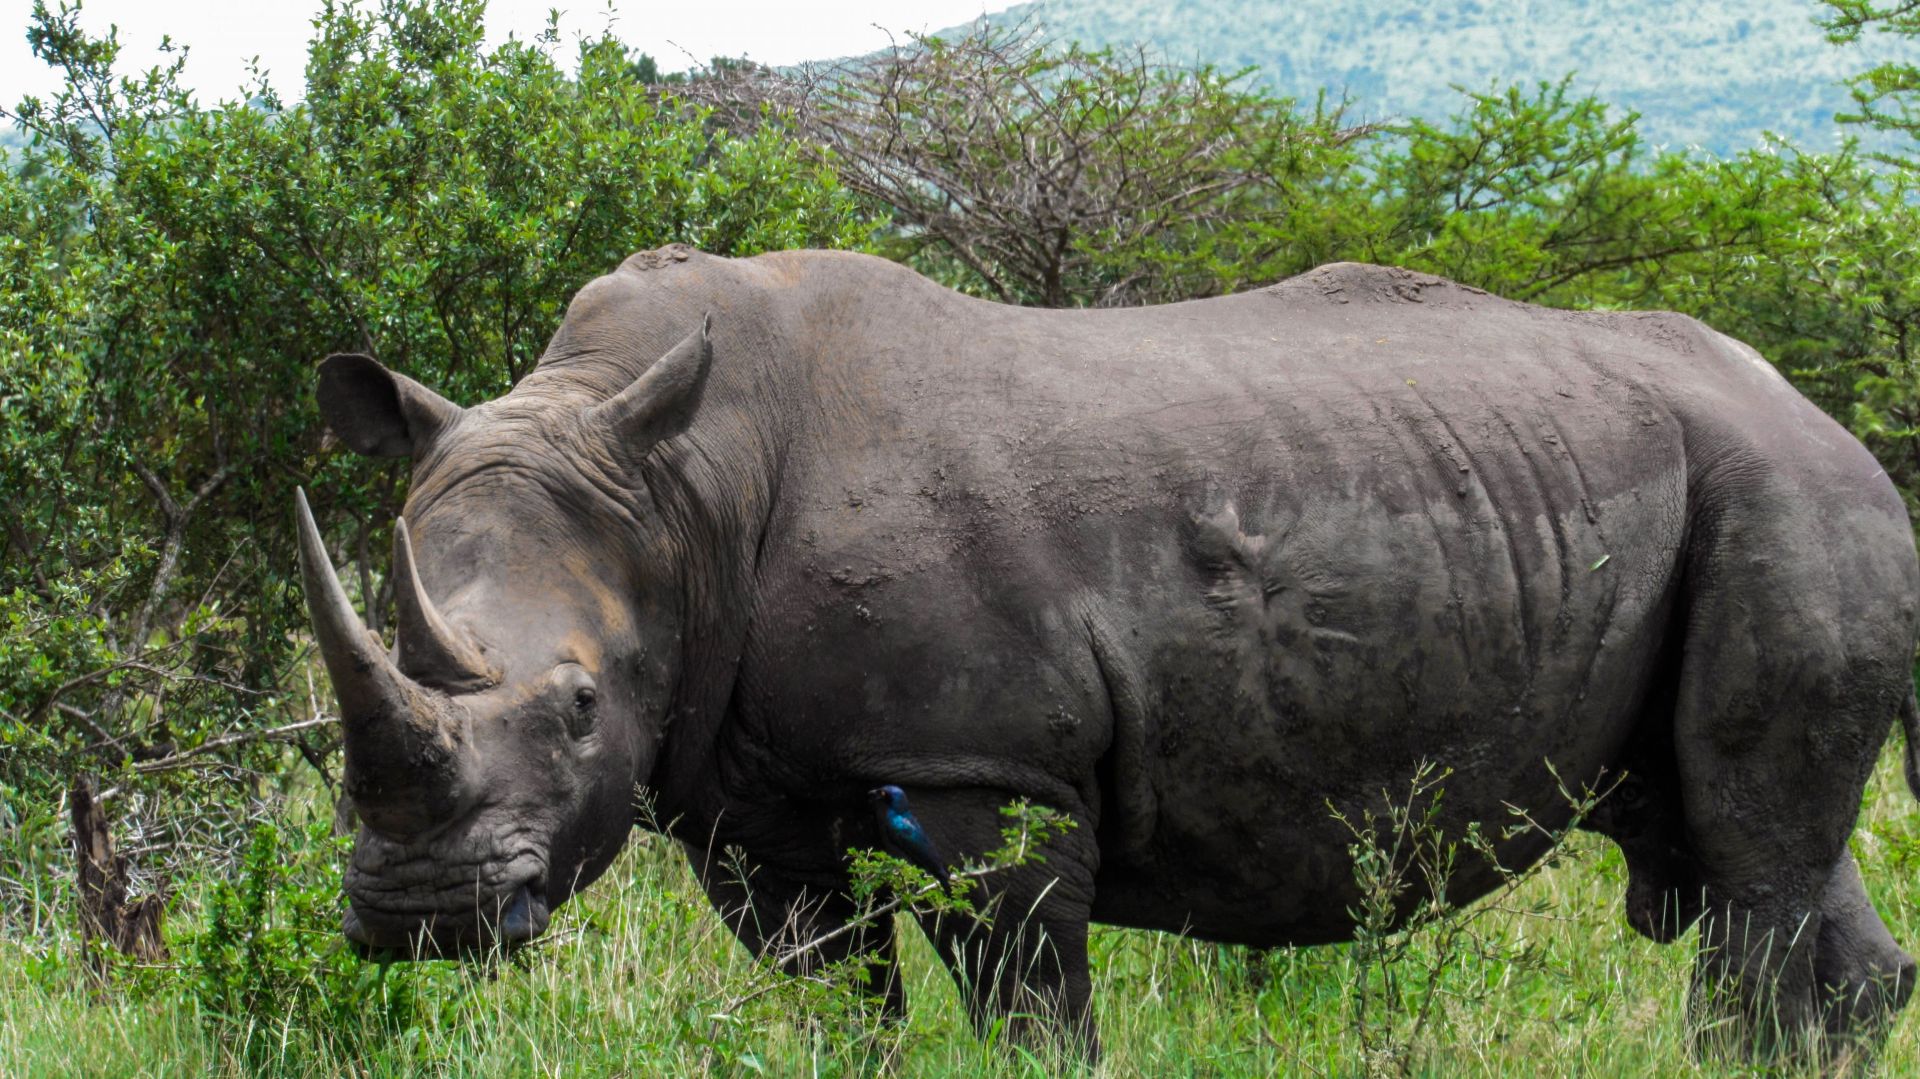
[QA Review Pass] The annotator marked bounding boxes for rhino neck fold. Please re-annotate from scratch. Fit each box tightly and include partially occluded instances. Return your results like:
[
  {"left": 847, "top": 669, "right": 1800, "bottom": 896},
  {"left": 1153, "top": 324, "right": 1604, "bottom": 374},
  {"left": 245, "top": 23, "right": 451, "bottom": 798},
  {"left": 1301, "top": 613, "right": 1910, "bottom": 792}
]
[
  {"left": 629, "top": 407, "right": 788, "bottom": 829},
  {"left": 576, "top": 353, "right": 795, "bottom": 827},
  {"left": 510, "top": 255, "right": 815, "bottom": 829}
]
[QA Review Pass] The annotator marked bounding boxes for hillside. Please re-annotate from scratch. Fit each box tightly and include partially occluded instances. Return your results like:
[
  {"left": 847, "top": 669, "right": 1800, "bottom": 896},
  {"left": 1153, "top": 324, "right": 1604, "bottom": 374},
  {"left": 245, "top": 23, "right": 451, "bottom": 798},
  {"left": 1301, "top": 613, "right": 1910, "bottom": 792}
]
[{"left": 958, "top": 0, "right": 1906, "bottom": 154}]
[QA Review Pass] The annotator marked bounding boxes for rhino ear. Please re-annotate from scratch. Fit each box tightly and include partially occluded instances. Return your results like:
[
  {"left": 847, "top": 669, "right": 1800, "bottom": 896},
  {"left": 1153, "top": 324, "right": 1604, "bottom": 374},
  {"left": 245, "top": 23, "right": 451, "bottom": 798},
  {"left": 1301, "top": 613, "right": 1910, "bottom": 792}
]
[
  {"left": 316, "top": 354, "right": 463, "bottom": 458},
  {"left": 587, "top": 314, "right": 713, "bottom": 454}
]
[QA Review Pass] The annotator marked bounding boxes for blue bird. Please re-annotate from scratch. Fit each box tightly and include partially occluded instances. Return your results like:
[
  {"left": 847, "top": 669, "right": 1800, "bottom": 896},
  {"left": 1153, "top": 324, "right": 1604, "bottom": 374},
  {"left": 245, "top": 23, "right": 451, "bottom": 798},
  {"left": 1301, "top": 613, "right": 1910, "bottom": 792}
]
[{"left": 868, "top": 785, "right": 951, "bottom": 890}]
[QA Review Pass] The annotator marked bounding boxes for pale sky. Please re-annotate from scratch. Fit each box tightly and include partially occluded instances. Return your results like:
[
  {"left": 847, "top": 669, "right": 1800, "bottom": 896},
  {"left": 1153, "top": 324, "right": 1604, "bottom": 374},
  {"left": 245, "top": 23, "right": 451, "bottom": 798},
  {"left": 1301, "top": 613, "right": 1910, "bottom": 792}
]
[{"left": 1, "top": 1, "right": 1000, "bottom": 107}]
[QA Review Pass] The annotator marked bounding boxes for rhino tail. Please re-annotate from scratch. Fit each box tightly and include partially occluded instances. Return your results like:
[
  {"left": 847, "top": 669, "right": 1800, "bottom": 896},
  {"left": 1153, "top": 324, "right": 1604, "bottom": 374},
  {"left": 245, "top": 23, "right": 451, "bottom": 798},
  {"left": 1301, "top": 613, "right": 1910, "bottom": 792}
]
[{"left": 1904, "top": 685, "right": 1920, "bottom": 803}]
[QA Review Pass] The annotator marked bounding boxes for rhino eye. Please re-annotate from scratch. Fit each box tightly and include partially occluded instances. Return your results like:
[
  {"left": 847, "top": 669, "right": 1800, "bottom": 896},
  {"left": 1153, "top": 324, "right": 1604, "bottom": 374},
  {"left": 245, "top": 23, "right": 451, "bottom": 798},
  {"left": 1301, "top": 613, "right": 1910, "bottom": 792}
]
[{"left": 567, "top": 685, "right": 597, "bottom": 738}]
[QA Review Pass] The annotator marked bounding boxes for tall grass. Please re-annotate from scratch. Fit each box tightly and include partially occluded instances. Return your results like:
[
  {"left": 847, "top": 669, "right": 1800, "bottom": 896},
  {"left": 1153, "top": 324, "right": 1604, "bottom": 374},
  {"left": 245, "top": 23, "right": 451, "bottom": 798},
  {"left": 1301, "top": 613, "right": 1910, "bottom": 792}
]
[{"left": 3, "top": 745, "right": 1915, "bottom": 1077}]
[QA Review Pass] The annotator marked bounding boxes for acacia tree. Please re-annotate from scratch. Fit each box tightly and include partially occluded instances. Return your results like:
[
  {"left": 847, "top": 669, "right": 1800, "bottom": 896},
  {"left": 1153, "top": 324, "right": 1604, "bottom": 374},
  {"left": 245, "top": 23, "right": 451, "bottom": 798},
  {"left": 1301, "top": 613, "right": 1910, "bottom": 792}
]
[
  {"left": 0, "top": 0, "right": 866, "bottom": 883},
  {"left": 697, "top": 23, "right": 1374, "bottom": 307},
  {"left": 1774, "top": 1, "right": 1920, "bottom": 510},
  {"left": 1359, "top": 81, "right": 1920, "bottom": 519},
  {"left": 1354, "top": 80, "right": 1789, "bottom": 306}
]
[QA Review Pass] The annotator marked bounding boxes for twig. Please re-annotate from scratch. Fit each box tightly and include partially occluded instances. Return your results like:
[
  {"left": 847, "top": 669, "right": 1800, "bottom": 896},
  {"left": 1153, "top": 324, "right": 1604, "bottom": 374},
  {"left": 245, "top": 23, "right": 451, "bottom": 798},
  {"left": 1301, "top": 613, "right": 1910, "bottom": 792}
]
[
  {"left": 132, "top": 715, "right": 338, "bottom": 774},
  {"left": 25, "top": 651, "right": 186, "bottom": 726},
  {"left": 57, "top": 702, "right": 120, "bottom": 747}
]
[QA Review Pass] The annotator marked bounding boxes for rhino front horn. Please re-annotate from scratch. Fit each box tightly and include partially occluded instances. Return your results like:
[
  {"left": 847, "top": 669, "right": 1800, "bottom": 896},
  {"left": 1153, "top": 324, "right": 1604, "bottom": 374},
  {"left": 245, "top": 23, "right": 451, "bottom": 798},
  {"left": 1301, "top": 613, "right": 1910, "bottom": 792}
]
[{"left": 294, "top": 489, "right": 473, "bottom": 835}]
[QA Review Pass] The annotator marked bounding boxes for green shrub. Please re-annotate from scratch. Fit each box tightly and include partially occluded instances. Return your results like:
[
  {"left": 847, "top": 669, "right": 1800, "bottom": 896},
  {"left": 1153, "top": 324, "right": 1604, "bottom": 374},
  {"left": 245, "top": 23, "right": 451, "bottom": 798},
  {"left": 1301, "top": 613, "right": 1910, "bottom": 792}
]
[{"left": 0, "top": 0, "right": 869, "bottom": 893}]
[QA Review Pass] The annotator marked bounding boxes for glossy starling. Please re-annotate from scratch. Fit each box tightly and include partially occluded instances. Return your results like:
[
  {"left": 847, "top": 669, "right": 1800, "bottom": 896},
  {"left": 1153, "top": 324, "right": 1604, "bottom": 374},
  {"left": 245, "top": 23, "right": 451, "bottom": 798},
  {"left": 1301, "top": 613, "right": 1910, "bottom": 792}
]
[{"left": 868, "top": 784, "right": 951, "bottom": 890}]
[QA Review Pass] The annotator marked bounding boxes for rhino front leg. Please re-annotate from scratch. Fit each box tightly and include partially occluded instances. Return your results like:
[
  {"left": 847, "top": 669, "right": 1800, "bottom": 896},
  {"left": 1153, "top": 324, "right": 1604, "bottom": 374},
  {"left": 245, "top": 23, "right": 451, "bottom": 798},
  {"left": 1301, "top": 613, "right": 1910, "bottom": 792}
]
[
  {"left": 923, "top": 896, "right": 1096, "bottom": 1054},
  {"left": 681, "top": 841, "right": 906, "bottom": 1019},
  {"left": 902, "top": 788, "right": 1101, "bottom": 1059}
]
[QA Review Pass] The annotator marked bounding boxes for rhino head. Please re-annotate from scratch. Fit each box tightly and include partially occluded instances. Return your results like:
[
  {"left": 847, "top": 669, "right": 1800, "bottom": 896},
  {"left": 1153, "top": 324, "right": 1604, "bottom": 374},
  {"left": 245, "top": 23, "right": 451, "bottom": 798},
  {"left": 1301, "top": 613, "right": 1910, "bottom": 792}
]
[{"left": 298, "top": 319, "right": 711, "bottom": 956}]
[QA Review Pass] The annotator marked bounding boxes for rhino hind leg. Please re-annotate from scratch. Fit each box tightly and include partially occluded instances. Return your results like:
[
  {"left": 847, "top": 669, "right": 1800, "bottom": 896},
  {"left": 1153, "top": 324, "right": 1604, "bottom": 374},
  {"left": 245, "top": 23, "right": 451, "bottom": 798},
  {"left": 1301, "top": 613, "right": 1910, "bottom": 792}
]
[
  {"left": 1669, "top": 475, "right": 1917, "bottom": 1060},
  {"left": 1813, "top": 852, "right": 1915, "bottom": 1045}
]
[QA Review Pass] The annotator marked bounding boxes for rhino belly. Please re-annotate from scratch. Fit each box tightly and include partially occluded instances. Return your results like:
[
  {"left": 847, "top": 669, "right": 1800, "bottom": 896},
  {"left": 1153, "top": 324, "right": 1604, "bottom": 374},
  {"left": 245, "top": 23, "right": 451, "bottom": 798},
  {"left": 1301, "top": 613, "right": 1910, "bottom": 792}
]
[{"left": 1085, "top": 452, "right": 1688, "bottom": 944}]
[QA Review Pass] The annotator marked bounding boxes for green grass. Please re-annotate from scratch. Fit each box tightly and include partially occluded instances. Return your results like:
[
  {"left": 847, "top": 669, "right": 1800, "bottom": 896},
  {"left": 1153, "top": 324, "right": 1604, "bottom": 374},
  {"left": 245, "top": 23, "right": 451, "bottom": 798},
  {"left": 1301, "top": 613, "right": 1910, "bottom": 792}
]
[{"left": 3, "top": 746, "right": 1916, "bottom": 1077}]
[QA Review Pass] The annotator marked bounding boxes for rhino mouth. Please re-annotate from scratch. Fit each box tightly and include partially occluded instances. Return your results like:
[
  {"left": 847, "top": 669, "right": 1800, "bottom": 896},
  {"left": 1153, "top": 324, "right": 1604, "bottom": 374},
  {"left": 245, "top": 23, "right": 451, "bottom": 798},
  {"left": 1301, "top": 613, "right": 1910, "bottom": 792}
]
[
  {"left": 344, "top": 875, "right": 551, "bottom": 958},
  {"left": 342, "top": 836, "right": 552, "bottom": 958}
]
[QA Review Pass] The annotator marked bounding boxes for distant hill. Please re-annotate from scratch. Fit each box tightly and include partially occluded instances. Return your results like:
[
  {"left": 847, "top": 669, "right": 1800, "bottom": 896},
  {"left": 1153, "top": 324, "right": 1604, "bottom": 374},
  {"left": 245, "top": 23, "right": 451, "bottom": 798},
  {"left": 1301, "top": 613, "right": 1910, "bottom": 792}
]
[{"left": 952, "top": 0, "right": 1907, "bottom": 155}]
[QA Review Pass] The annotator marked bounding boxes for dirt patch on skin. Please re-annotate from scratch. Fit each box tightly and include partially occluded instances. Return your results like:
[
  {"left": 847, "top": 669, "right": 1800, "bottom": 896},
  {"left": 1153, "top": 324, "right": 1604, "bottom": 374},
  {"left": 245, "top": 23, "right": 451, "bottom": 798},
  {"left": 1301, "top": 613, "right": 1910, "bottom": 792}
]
[
  {"left": 622, "top": 244, "right": 696, "bottom": 273},
  {"left": 1266, "top": 262, "right": 1496, "bottom": 307}
]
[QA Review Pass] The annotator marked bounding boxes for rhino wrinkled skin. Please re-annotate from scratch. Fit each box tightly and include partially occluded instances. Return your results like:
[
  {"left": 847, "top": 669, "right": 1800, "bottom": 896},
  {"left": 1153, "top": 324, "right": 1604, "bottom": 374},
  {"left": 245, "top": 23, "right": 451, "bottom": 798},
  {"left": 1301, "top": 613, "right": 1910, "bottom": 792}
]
[{"left": 300, "top": 248, "right": 1920, "bottom": 1054}]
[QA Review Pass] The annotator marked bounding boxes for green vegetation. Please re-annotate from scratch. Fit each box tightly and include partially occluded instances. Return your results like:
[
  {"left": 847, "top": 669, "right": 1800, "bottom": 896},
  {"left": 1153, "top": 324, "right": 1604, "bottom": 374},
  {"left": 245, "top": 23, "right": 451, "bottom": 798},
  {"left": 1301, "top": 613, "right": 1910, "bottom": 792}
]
[
  {"left": 1826, "top": 0, "right": 1920, "bottom": 157},
  {"left": 5, "top": 0, "right": 1920, "bottom": 1074}
]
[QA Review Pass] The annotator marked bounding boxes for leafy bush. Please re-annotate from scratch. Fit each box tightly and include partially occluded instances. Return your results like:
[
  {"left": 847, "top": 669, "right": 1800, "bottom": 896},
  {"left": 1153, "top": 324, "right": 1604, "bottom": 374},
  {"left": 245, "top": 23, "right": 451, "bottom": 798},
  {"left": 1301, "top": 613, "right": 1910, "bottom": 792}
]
[
  {"left": 0, "top": 0, "right": 869, "bottom": 891},
  {"left": 1330, "top": 763, "right": 1612, "bottom": 1075},
  {"left": 182, "top": 820, "right": 384, "bottom": 1038}
]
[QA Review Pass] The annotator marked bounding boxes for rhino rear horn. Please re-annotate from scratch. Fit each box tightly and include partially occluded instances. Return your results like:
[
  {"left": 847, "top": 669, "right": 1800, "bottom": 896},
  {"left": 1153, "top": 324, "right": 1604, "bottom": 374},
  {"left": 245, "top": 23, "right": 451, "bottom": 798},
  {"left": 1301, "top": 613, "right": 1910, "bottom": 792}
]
[
  {"left": 587, "top": 314, "right": 712, "bottom": 454},
  {"left": 392, "top": 517, "right": 496, "bottom": 690}
]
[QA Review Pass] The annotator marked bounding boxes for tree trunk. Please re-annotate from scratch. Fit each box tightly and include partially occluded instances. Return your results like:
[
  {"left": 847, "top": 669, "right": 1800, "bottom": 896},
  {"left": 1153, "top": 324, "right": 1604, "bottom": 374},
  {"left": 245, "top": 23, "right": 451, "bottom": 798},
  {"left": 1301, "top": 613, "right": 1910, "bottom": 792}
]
[{"left": 70, "top": 777, "right": 167, "bottom": 973}]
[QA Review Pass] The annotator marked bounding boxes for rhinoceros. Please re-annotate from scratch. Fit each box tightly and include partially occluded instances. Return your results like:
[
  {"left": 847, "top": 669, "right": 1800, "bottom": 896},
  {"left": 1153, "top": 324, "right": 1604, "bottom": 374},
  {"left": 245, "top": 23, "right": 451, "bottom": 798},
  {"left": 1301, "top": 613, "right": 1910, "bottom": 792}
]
[{"left": 297, "top": 248, "right": 1920, "bottom": 1055}]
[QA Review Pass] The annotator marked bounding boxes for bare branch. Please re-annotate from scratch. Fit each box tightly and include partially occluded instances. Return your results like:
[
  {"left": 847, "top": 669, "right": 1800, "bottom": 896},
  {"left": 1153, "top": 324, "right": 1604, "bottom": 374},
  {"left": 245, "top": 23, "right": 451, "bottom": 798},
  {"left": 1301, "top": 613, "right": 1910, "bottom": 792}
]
[
  {"left": 125, "top": 461, "right": 238, "bottom": 656},
  {"left": 132, "top": 715, "right": 339, "bottom": 775}
]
